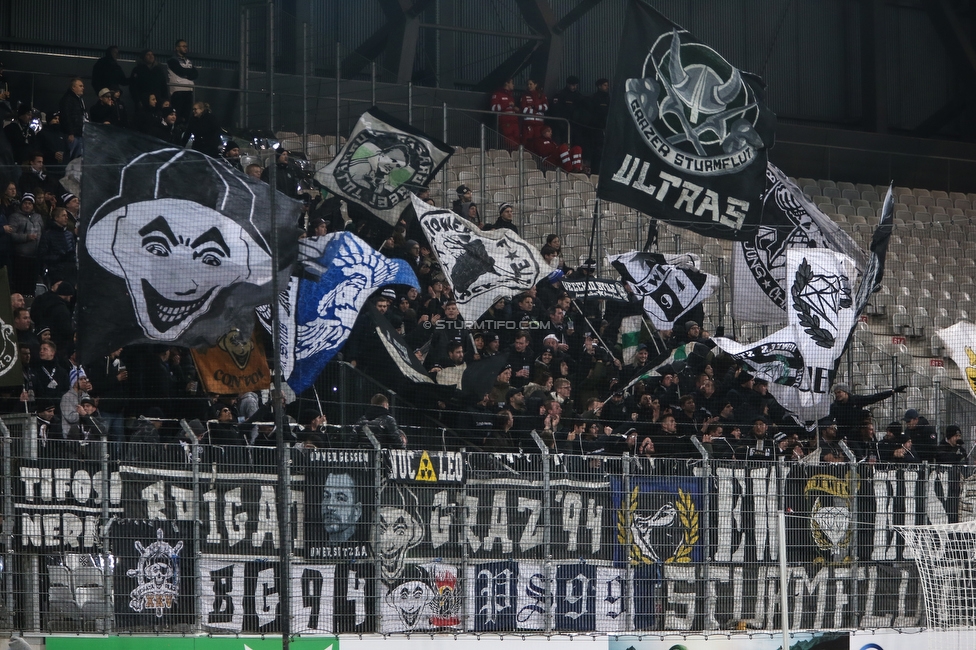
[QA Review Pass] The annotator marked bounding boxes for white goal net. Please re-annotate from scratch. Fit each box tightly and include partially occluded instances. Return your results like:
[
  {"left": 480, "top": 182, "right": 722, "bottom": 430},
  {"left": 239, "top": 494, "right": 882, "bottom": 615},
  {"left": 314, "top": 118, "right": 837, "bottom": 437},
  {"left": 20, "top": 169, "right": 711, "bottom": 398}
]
[{"left": 898, "top": 521, "right": 976, "bottom": 647}]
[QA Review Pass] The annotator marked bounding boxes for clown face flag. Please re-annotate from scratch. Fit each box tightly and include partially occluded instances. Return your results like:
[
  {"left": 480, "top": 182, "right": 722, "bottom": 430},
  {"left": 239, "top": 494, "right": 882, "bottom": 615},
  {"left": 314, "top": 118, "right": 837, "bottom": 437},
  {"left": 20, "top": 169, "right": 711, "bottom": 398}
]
[
  {"left": 315, "top": 108, "right": 453, "bottom": 226},
  {"left": 597, "top": 0, "right": 775, "bottom": 240},
  {"left": 77, "top": 124, "right": 300, "bottom": 363},
  {"left": 937, "top": 322, "right": 976, "bottom": 399},
  {"left": 609, "top": 251, "right": 718, "bottom": 330},
  {"left": 713, "top": 249, "right": 858, "bottom": 423},
  {"left": 285, "top": 232, "right": 420, "bottom": 394},
  {"left": 732, "top": 163, "right": 866, "bottom": 324},
  {"left": 415, "top": 196, "right": 551, "bottom": 322}
]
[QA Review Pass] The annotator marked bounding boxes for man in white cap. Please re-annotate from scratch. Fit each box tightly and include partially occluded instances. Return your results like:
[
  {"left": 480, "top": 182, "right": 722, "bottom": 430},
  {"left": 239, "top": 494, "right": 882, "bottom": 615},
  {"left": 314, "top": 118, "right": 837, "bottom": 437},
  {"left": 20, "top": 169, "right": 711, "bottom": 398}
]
[{"left": 60, "top": 366, "right": 93, "bottom": 437}]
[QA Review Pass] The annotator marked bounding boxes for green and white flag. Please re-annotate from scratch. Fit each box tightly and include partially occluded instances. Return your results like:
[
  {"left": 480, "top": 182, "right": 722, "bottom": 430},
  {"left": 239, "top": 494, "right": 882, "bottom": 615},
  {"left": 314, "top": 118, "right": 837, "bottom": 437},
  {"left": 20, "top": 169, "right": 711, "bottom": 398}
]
[
  {"left": 620, "top": 315, "right": 643, "bottom": 365},
  {"left": 314, "top": 107, "right": 453, "bottom": 226}
]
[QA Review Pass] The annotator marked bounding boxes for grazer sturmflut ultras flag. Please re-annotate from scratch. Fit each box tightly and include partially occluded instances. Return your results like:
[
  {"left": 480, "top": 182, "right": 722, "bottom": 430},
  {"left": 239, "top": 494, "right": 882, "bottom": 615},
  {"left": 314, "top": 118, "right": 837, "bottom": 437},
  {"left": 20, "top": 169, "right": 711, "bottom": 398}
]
[
  {"left": 732, "top": 163, "right": 867, "bottom": 324},
  {"left": 414, "top": 196, "right": 552, "bottom": 322},
  {"left": 77, "top": 124, "right": 301, "bottom": 363},
  {"left": 609, "top": 251, "right": 718, "bottom": 330},
  {"left": 714, "top": 248, "right": 858, "bottom": 423},
  {"left": 597, "top": 0, "right": 775, "bottom": 240},
  {"left": 314, "top": 107, "right": 454, "bottom": 226}
]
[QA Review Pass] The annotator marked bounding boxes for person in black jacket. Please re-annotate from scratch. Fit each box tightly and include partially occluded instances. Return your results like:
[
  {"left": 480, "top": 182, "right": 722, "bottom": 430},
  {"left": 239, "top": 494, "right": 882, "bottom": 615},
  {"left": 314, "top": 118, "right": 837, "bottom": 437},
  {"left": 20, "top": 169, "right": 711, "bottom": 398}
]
[
  {"left": 828, "top": 382, "right": 906, "bottom": 441},
  {"left": 261, "top": 149, "right": 301, "bottom": 198},
  {"left": 357, "top": 393, "right": 407, "bottom": 448},
  {"left": 936, "top": 425, "right": 968, "bottom": 465},
  {"left": 129, "top": 50, "right": 168, "bottom": 113},
  {"left": 91, "top": 46, "right": 129, "bottom": 96},
  {"left": 3, "top": 104, "right": 36, "bottom": 165},
  {"left": 28, "top": 279, "right": 73, "bottom": 349},
  {"left": 548, "top": 75, "right": 586, "bottom": 145},
  {"left": 57, "top": 78, "right": 88, "bottom": 161},
  {"left": 36, "top": 207, "right": 76, "bottom": 284},
  {"left": 31, "top": 111, "right": 65, "bottom": 169},
  {"left": 487, "top": 203, "right": 519, "bottom": 234},
  {"left": 903, "top": 408, "right": 939, "bottom": 462},
  {"left": 152, "top": 107, "right": 183, "bottom": 145},
  {"left": 182, "top": 102, "right": 221, "bottom": 158}
]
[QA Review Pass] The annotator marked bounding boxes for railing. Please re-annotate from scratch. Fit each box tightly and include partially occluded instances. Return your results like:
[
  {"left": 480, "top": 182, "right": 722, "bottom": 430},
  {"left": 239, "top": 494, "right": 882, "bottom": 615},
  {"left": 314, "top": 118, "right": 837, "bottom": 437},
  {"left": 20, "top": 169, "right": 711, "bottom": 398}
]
[{"left": 3, "top": 410, "right": 971, "bottom": 637}]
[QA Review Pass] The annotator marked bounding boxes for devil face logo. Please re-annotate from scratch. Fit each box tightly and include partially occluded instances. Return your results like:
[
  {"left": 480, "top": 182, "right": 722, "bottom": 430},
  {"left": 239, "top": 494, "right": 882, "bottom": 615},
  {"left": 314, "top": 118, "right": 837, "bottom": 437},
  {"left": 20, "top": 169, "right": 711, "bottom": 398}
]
[{"left": 624, "top": 29, "right": 766, "bottom": 175}]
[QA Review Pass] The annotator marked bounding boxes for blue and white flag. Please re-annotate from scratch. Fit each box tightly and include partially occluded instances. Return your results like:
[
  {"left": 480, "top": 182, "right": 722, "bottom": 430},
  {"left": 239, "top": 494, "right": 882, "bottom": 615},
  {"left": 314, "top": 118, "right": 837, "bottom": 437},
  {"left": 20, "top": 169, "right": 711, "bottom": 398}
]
[{"left": 286, "top": 232, "right": 420, "bottom": 393}]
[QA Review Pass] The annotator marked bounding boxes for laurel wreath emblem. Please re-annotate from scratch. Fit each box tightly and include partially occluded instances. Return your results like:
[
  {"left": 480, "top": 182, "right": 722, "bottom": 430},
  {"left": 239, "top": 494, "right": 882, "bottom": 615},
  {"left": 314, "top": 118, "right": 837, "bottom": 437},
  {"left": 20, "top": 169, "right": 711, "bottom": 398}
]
[
  {"left": 791, "top": 259, "right": 835, "bottom": 349},
  {"left": 617, "top": 486, "right": 699, "bottom": 564}
]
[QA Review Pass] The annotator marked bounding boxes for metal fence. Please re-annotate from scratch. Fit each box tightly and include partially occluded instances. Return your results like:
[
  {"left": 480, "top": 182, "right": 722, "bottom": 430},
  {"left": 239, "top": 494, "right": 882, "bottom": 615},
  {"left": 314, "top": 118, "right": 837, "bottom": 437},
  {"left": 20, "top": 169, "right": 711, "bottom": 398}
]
[{"left": 5, "top": 409, "right": 976, "bottom": 637}]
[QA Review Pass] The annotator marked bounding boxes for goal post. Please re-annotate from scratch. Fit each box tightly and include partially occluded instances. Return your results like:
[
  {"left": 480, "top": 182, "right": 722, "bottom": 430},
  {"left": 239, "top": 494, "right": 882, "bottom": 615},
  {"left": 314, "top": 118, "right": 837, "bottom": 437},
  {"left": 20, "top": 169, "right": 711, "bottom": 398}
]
[{"left": 898, "top": 521, "right": 976, "bottom": 647}]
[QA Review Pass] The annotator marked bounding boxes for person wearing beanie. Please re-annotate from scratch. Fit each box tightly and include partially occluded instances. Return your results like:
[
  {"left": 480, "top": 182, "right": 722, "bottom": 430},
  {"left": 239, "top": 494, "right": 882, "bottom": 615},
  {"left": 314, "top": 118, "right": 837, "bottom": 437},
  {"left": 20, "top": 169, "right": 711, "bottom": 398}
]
[
  {"left": 7, "top": 189, "right": 44, "bottom": 295},
  {"left": 936, "top": 424, "right": 968, "bottom": 464},
  {"left": 451, "top": 184, "right": 473, "bottom": 216},
  {"left": 487, "top": 202, "right": 519, "bottom": 234},
  {"left": 828, "top": 381, "right": 906, "bottom": 441},
  {"left": 2, "top": 103, "right": 36, "bottom": 164},
  {"left": 222, "top": 140, "right": 243, "bottom": 172},
  {"left": 60, "top": 365, "right": 93, "bottom": 437}
]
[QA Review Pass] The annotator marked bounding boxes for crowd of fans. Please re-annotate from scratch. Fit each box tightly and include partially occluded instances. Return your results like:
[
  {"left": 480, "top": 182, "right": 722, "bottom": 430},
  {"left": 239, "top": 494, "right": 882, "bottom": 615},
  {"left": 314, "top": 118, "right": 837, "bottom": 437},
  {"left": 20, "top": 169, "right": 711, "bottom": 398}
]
[{"left": 0, "top": 52, "right": 968, "bottom": 467}]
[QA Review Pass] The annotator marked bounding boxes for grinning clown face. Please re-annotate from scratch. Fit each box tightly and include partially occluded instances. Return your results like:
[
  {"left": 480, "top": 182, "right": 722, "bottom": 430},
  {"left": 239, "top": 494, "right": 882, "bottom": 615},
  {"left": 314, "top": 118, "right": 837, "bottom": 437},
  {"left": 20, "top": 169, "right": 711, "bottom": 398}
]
[{"left": 87, "top": 198, "right": 271, "bottom": 340}]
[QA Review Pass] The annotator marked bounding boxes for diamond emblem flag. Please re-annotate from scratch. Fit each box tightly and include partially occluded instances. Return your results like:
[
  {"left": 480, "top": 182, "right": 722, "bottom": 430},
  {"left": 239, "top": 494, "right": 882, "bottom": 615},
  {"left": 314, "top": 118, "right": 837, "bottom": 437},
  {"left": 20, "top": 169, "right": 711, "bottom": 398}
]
[
  {"left": 415, "top": 196, "right": 551, "bottom": 322},
  {"left": 713, "top": 248, "right": 858, "bottom": 423},
  {"left": 314, "top": 108, "right": 453, "bottom": 226},
  {"left": 597, "top": 0, "right": 776, "bottom": 240},
  {"left": 732, "top": 163, "right": 867, "bottom": 323}
]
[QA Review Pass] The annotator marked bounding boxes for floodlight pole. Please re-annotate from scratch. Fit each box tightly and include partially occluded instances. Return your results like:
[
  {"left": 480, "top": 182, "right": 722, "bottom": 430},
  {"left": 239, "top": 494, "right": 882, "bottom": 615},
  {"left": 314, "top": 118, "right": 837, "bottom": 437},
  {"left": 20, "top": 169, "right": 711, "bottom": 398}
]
[{"left": 267, "top": 1, "right": 292, "bottom": 648}]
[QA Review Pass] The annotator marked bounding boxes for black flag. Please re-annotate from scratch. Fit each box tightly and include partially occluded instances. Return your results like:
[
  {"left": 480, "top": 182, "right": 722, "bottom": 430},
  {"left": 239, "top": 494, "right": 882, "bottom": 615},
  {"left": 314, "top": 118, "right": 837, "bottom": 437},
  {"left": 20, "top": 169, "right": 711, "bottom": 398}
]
[
  {"left": 597, "top": 0, "right": 775, "bottom": 240},
  {"left": 77, "top": 124, "right": 301, "bottom": 363}
]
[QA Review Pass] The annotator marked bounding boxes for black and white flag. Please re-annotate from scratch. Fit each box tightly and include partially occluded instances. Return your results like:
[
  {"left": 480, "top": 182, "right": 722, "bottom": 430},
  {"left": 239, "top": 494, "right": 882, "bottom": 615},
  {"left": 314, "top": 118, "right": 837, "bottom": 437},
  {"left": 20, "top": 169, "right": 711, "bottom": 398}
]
[
  {"left": 609, "top": 251, "right": 718, "bottom": 330},
  {"left": 314, "top": 108, "right": 453, "bottom": 226},
  {"left": 733, "top": 163, "right": 866, "bottom": 323},
  {"left": 714, "top": 248, "right": 858, "bottom": 423},
  {"left": 78, "top": 124, "right": 300, "bottom": 363},
  {"left": 597, "top": 0, "right": 776, "bottom": 240},
  {"left": 560, "top": 277, "right": 631, "bottom": 303},
  {"left": 415, "top": 196, "right": 552, "bottom": 322}
]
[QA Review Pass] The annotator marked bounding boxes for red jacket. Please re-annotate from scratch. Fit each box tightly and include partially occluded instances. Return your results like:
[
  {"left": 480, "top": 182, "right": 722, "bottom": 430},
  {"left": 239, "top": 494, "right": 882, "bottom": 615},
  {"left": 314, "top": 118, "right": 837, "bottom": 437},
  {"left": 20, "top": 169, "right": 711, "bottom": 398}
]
[
  {"left": 528, "top": 133, "right": 559, "bottom": 159},
  {"left": 490, "top": 88, "right": 518, "bottom": 115},
  {"left": 520, "top": 90, "right": 548, "bottom": 123}
]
